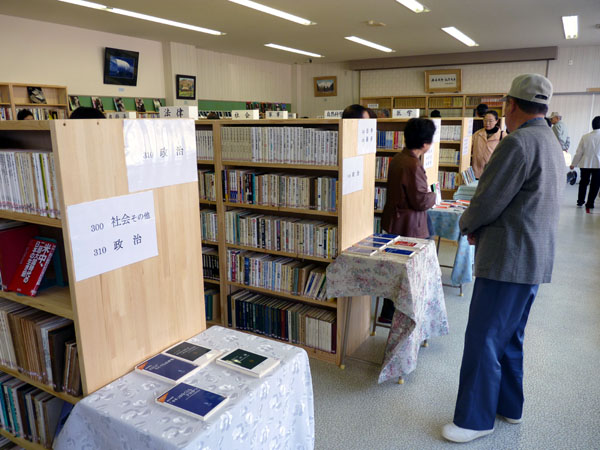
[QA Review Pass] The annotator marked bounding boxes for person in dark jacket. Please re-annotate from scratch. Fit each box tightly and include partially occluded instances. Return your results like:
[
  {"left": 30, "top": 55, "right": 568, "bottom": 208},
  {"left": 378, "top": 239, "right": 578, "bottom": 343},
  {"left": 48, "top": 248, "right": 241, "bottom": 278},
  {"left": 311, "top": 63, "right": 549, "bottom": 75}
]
[{"left": 378, "top": 118, "right": 437, "bottom": 322}]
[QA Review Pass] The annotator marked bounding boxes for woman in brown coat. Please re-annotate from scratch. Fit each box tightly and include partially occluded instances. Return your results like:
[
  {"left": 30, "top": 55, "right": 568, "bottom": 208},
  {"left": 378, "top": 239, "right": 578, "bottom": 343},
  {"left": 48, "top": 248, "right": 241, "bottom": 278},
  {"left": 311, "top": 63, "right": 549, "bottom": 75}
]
[
  {"left": 471, "top": 110, "right": 504, "bottom": 178},
  {"left": 379, "top": 118, "right": 437, "bottom": 322}
]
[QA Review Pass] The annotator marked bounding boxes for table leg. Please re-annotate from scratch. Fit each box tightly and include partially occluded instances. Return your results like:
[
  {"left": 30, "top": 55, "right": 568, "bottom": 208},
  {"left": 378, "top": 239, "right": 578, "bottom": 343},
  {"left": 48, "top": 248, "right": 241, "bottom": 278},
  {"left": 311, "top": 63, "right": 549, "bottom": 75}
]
[
  {"left": 460, "top": 284, "right": 464, "bottom": 297},
  {"left": 339, "top": 297, "right": 353, "bottom": 370},
  {"left": 371, "top": 297, "right": 381, "bottom": 336}
]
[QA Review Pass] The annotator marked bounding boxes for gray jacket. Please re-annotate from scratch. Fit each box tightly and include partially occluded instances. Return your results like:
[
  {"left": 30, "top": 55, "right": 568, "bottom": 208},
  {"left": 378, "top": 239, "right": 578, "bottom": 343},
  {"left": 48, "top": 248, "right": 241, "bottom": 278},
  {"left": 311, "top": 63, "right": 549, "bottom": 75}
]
[{"left": 460, "top": 118, "right": 565, "bottom": 284}]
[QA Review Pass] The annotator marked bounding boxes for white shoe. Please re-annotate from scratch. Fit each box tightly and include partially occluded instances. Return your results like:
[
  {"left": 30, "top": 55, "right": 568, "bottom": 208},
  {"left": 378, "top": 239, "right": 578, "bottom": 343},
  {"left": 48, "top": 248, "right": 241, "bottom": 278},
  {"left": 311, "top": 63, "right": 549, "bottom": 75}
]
[
  {"left": 498, "top": 415, "right": 522, "bottom": 424},
  {"left": 442, "top": 423, "right": 494, "bottom": 443}
]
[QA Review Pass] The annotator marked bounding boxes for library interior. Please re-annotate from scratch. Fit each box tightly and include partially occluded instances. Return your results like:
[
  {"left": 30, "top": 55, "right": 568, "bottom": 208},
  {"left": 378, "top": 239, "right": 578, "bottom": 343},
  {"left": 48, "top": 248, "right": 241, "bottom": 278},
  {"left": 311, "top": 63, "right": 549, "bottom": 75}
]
[{"left": 0, "top": 0, "right": 599, "bottom": 449}]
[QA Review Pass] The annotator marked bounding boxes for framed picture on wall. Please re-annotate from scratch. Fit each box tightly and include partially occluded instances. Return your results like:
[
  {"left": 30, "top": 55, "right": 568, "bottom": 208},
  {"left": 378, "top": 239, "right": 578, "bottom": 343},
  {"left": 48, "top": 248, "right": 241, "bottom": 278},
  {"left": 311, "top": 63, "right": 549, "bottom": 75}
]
[
  {"left": 176, "top": 74, "right": 196, "bottom": 100},
  {"left": 424, "top": 69, "right": 462, "bottom": 93},
  {"left": 314, "top": 76, "right": 337, "bottom": 97}
]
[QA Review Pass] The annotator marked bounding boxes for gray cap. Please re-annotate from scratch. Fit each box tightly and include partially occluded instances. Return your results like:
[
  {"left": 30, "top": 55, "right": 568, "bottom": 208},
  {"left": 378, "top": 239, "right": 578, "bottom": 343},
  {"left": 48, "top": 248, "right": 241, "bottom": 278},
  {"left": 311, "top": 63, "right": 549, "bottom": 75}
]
[{"left": 504, "top": 73, "right": 553, "bottom": 105}]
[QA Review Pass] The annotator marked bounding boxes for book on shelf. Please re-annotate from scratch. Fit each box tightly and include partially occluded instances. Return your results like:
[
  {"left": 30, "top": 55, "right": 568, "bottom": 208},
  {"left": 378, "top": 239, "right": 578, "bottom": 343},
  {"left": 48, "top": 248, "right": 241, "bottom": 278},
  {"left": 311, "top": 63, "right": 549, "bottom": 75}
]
[
  {"left": 135, "top": 353, "right": 201, "bottom": 384},
  {"left": 0, "top": 224, "right": 39, "bottom": 291},
  {"left": 90, "top": 97, "right": 104, "bottom": 112},
  {"left": 152, "top": 99, "right": 162, "bottom": 112},
  {"left": 156, "top": 382, "right": 228, "bottom": 421},
  {"left": 196, "top": 130, "right": 214, "bottom": 160},
  {"left": 7, "top": 238, "right": 57, "bottom": 297},
  {"left": 204, "top": 288, "right": 220, "bottom": 322},
  {"left": 113, "top": 97, "right": 126, "bottom": 112},
  {"left": 216, "top": 348, "right": 279, "bottom": 378},
  {"left": 163, "top": 341, "right": 222, "bottom": 368},
  {"left": 201, "top": 246, "right": 219, "bottom": 280},
  {"left": 0, "top": 106, "right": 13, "bottom": 120},
  {"left": 134, "top": 98, "right": 146, "bottom": 113},
  {"left": 200, "top": 210, "right": 218, "bottom": 242},
  {"left": 27, "top": 87, "right": 46, "bottom": 105},
  {"left": 460, "top": 167, "right": 476, "bottom": 185},
  {"left": 68, "top": 95, "right": 80, "bottom": 112}
]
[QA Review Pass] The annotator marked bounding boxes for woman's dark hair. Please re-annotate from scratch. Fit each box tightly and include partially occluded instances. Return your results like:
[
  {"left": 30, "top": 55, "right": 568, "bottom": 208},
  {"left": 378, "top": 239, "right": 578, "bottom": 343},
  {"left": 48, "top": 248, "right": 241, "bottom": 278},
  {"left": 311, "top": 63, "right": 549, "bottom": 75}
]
[
  {"left": 404, "top": 118, "right": 436, "bottom": 150},
  {"left": 69, "top": 107, "right": 106, "bottom": 119},
  {"left": 476, "top": 104, "right": 488, "bottom": 117},
  {"left": 430, "top": 110, "right": 441, "bottom": 118},
  {"left": 342, "top": 104, "right": 368, "bottom": 119},
  {"left": 367, "top": 108, "right": 377, "bottom": 119},
  {"left": 591, "top": 116, "right": 600, "bottom": 130},
  {"left": 484, "top": 110, "right": 499, "bottom": 120},
  {"left": 17, "top": 109, "right": 33, "bottom": 120}
]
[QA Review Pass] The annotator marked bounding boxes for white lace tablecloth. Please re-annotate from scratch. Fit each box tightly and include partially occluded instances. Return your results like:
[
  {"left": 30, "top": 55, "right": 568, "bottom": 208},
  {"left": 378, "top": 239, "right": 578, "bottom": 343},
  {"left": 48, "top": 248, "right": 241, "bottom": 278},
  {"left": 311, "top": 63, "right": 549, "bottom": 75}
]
[
  {"left": 326, "top": 239, "right": 449, "bottom": 383},
  {"left": 54, "top": 326, "right": 314, "bottom": 450}
]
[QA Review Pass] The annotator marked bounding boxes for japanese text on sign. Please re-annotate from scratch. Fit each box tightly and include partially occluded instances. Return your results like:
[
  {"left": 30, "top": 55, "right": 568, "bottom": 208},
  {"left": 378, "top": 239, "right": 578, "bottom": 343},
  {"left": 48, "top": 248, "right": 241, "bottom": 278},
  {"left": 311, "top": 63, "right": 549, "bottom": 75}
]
[
  {"left": 67, "top": 191, "right": 158, "bottom": 281},
  {"left": 342, "top": 155, "right": 364, "bottom": 195},
  {"left": 357, "top": 119, "right": 376, "bottom": 155}
]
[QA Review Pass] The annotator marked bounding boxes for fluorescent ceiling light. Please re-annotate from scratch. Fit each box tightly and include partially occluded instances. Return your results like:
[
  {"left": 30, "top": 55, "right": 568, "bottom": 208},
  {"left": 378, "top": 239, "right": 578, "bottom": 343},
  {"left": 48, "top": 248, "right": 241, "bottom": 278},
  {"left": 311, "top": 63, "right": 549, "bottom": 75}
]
[
  {"left": 344, "top": 36, "right": 394, "bottom": 53},
  {"left": 562, "top": 15, "right": 578, "bottom": 39},
  {"left": 265, "top": 43, "right": 323, "bottom": 58},
  {"left": 57, "top": 0, "right": 226, "bottom": 35},
  {"left": 441, "top": 27, "right": 479, "bottom": 47},
  {"left": 229, "top": 0, "right": 315, "bottom": 26},
  {"left": 395, "top": 0, "right": 430, "bottom": 13}
]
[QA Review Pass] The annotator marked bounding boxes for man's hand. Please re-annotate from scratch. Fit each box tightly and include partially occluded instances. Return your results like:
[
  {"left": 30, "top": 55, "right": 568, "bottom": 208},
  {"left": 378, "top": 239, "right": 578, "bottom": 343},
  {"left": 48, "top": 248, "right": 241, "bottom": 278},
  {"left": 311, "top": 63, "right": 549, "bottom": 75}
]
[
  {"left": 467, "top": 233, "right": 476, "bottom": 245},
  {"left": 570, "top": 165, "right": 574, "bottom": 170}
]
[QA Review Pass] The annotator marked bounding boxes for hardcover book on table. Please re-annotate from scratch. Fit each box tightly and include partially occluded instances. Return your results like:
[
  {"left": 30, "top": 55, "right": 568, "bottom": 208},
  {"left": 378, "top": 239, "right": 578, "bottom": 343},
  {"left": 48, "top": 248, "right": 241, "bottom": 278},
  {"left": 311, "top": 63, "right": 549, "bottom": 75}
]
[
  {"left": 156, "top": 383, "right": 228, "bottom": 421},
  {"left": 383, "top": 247, "right": 415, "bottom": 257},
  {"left": 344, "top": 246, "right": 377, "bottom": 256},
  {"left": 135, "top": 353, "right": 200, "bottom": 384},
  {"left": 163, "top": 341, "right": 222, "bottom": 368},
  {"left": 216, "top": 348, "right": 280, "bottom": 378}
]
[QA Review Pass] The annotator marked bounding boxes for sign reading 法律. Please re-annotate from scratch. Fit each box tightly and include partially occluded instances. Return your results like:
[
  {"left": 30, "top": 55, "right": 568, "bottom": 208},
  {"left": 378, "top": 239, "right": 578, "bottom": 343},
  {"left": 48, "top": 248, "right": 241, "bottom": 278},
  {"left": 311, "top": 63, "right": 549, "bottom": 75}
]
[{"left": 67, "top": 191, "right": 158, "bottom": 282}]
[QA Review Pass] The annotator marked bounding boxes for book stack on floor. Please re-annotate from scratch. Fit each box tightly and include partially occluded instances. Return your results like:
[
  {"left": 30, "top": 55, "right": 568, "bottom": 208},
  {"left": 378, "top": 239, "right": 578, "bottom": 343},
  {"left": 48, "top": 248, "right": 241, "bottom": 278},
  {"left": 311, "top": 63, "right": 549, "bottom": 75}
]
[{"left": 344, "top": 233, "right": 427, "bottom": 259}]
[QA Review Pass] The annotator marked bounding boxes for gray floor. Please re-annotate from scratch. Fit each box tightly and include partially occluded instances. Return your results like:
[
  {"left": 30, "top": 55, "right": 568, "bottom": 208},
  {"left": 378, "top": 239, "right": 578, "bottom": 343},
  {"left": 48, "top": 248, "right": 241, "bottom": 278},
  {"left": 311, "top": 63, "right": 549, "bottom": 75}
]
[{"left": 310, "top": 185, "right": 600, "bottom": 450}]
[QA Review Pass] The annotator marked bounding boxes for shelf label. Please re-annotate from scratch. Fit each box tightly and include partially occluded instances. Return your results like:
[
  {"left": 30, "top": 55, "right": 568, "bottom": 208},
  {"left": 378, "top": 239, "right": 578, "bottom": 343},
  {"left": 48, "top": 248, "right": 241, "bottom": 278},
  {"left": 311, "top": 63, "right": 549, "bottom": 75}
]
[
  {"left": 123, "top": 119, "right": 198, "bottom": 192},
  {"left": 357, "top": 119, "right": 376, "bottom": 155},
  {"left": 423, "top": 146, "right": 434, "bottom": 169},
  {"left": 392, "top": 109, "right": 420, "bottom": 118},
  {"left": 462, "top": 136, "right": 470, "bottom": 157},
  {"left": 325, "top": 110, "right": 343, "bottom": 118},
  {"left": 159, "top": 106, "right": 198, "bottom": 119},
  {"left": 342, "top": 155, "right": 364, "bottom": 195},
  {"left": 266, "top": 110, "right": 288, "bottom": 119},
  {"left": 367, "top": 104, "right": 379, "bottom": 109},
  {"left": 67, "top": 191, "right": 158, "bottom": 282},
  {"left": 232, "top": 110, "right": 259, "bottom": 120}
]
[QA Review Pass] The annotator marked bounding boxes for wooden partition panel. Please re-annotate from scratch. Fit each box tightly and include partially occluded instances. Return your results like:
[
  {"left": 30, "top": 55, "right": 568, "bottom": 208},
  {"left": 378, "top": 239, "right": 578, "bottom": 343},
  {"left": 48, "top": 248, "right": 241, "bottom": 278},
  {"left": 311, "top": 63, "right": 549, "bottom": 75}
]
[{"left": 51, "top": 120, "right": 204, "bottom": 394}]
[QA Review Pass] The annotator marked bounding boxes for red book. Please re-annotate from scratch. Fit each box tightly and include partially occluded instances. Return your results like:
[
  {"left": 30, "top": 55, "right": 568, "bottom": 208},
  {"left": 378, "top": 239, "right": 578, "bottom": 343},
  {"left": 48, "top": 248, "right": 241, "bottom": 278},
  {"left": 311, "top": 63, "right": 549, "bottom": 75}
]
[
  {"left": 0, "top": 224, "right": 39, "bottom": 290},
  {"left": 7, "top": 238, "right": 56, "bottom": 296}
]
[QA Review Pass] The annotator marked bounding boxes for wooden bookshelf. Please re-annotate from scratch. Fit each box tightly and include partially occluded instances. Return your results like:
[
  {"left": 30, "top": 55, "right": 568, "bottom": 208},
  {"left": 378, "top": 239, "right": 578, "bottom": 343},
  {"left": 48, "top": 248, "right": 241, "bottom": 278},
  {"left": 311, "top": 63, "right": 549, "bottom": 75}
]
[
  {"left": 0, "top": 83, "right": 69, "bottom": 120},
  {"left": 438, "top": 118, "right": 473, "bottom": 199},
  {"left": 0, "top": 210, "right": 61, "bottom": 228},
  {"left": 196, "top": 119, "right": 374, "bottom": 365},
  {"left": 0, "top": 427, "right": 48, "bottom": 450},
  {"left": 0, "top": 364, "right": 81, "bottom": 404},
  {"left": 0, "top": 286, "right": 73, "bottom": 320}
]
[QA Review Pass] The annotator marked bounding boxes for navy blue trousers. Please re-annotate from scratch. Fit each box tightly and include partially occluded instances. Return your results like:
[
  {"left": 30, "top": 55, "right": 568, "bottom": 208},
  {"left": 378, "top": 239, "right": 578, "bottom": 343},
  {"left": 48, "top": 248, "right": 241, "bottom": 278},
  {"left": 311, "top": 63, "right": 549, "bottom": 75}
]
[{"left": 453, "top": 277, "right": 538, "bottom": 430}]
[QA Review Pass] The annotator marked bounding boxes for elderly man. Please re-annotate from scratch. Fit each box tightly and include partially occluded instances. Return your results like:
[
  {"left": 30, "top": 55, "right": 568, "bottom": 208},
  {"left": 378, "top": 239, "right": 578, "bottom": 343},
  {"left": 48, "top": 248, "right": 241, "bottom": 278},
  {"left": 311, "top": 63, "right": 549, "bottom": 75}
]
[
  {"left": 550, "top": 112, "right": 576, "bottom": 184},
  {"left": 442, "top": 74, "right": 564, "bottom": 443},
  {"left": 570, "top": 116, "right": 600, "bottom": 212}
]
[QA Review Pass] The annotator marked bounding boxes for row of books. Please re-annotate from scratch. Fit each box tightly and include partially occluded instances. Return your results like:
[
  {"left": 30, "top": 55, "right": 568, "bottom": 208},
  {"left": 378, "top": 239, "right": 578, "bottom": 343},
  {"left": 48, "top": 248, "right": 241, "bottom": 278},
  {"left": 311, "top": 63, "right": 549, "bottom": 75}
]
[
  {"left": 460, "top": 167, "right": 476, "bottom": 185},
  {"left": 374, "top": 216, "right": 382, "bottom": 234},
  {"left": 15, "top": 108, "right": 67, "bottom": 120},
  {"left": 0, "top": 107, "right": 12, "bottom": 121},
  {"left": 345, "top": 234, "right": 427, "bottom": 258},
  {"left": 204, "top": 289, "right": 220, "bottom": 322},
  {"left": 374, "top": 187, "right": 387, "bottom": 211},
  {"left": 226, "top": 249, "right": 328, "bottom": 300},
  {"left": 440, "top": 125, "right": 463, "bottom": 141},
  {"left": 429, "top": 97, "right": 463, "bottom": 108},
  {"left": 438, "top": 171, "right": 460, "bottom": 190},
  {"left": 200, "top": 210, "right": 218, "bottom": 242},
  {"left": 228, "top": 289, "right": 336, "bottom": 353},
  {"left": 439, "top": 148, "right": 460, "bottom": 165},
  {"left": 0, "top": 150, "right": 60, "bottom": 218},
  {"left": 201, "top": 247, "right": 219, "bottom": 280},
  {"left": 0, "top": 299, "right": 80, "bottom": 396},
  {"left": 394, "top": 98, "right": 426, "bottom": 108},
  {"left": 466, "top": 96, "right": 503, "bottom": 107},
  {"left": 375, "top": 156, "right": 392, "bottom": 179},
  {"left": 198, "top": 170, "right": 216, "bottom": 202},
  {"left": 220, "top": 127, "right": 338, "bottom": 166},
  {"left": 222, "top": 170, "right": 338, "bottom": 212},
  {"left": 0, "top": 371, "right": 69, "bottom": 448},
  {"left": 377, "top": 130, "right": 404, "bottom": 149},
  {"left": 196, "top": 130, "right": 214, "bottom": 160},
  {"left": 225, "top": 209, "right": 338, "bottom": 259}
]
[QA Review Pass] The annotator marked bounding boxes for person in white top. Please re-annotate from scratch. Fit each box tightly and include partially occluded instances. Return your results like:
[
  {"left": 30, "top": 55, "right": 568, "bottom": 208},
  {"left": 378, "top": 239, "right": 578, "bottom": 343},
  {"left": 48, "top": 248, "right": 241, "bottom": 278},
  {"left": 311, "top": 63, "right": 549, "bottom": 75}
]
[{"left": 570, "top": 116, "right": 600, "bottom": 212}]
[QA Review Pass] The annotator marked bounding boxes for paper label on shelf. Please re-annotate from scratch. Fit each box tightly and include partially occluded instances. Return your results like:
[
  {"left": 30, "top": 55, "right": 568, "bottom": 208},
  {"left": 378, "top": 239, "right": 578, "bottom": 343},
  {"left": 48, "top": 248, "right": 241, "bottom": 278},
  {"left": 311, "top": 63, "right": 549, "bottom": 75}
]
[
  {"left": 342, "top": 156, "right": 364, "bottom": 195},
  {"left": 159, "top": 106, "right": 198, "bottom": 119},
  {"left": 324, "top": 110, "right": 343, "bottom": 118},
  {"left": 392, "top": 109, "right": 420, "bottom": 118},
  {"left": 367, "top": 104, "right": 379, "bottom": 109},
  {"left": 466, "top": 118, "right": 474, "bottom": 137},
  {"left": 462, "top": 136, "right": 470, "bottom": 157},
  {"left": 123, "top": 119, "right": 197, "bottom": 192},
  {"left": 423, "top": 146, "right": 434, "bottom": 169},
  {"left": 232, "top": 110, "right": 259, "bottom": 120},
  {"left": 432, "top": 118, "right": 441, "bottom": 143},
  {"left": 266, "top": 110, "right": 288, "bottom": 119},
  {"left": 357, "top": 119, "right": 376, "bottom": 155},
  {"left": 67, "top": 191, "right": 158, "bottom": 282}
]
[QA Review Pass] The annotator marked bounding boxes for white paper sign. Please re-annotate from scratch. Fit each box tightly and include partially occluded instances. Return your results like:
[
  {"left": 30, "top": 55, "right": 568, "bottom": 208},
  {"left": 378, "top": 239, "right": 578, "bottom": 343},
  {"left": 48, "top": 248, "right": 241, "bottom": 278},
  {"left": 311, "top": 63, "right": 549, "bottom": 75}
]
[
  {"left": 367, "top": 104, "right": 379, "bottom": 109},
  {"left": 67, "top": 191, "right": 158, "bottom": 281},
  {"left": 423, "top": 146, "right": 434, "bottom": 169},
  {"left": 106, "top": 111, "right": 136, "bottom": 119},
  {"left": 325, "top": 110, "right": 343, "bottom": 118},
  {"left": 462, "top": 136, "right": 470, "bottom": 157},
  {"left": 432, "top": 118, "right": 441, "bottom": 143},
  {"left": 123, "top": 119, "right": 198, "bottom": 192},
  {"left": 342, "top": 156, "right": 364, "bottom": 195},
  {"left": 466, "top": 118, "right": 474, "bottom": 137},
  {"left": 392, "top": 109, "right": 420, "bottom": 118},
  {"left": 232, "top": 110, "right": 259, "bottom": 120},
  {"left": 266, "top": 110, "right": 288, "bottom": 119},
  {"left": 357, "top": 119, "right": 376, "bottom": 155},
  {"left": 159, "top": 106, "right": 198, "bottom": 119}
]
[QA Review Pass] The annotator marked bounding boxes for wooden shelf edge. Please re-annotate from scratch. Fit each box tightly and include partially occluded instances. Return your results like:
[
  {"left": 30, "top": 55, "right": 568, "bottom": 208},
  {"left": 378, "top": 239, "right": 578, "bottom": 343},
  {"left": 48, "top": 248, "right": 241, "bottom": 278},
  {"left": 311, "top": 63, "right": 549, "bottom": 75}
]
[
  {"left": 227, "top": 282, "right": 337, "bottom": 309},
  {"left": 226, "top": 243, "right": 335, "bottom": 263},
  {"left": 440, "top": 140, "right": 461, "bottom": 144},
  {"left": 222, "top": 161, "right": 338, "bottom": 171},
  {"left": 0, "top": 364, "right": 81, "bottom": 405},
  {"left": 0, "top": 427, "right": 48, "bottom": 450},
  {"left": 199, "top": 199, "right": 217, "bottom": 205},
  {"left": 203, "top": 278, "right": 220, "bottom": 285},
  {"left": 439, "top": 164, "right": 460, "bottom": 168},
  {"left": 222, "top": 202, "right": 337, "bottom": 217},
  {"left": 0, "top": 287, "right": 73, "bottom": 320},
  {"left": 0, "top": 210, "right": 62, "bottom": 228},
  {"left": 197, "top": 159, "right": 215, "bottom": 164}
]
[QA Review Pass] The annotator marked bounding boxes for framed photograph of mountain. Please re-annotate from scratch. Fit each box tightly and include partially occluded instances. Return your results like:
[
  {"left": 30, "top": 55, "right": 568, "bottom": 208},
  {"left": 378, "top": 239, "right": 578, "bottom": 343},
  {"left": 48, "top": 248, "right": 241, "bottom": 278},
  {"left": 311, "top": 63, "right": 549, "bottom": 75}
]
[
  {"left": 314, "top": 76, "right": 337, "bottom": 97},
  {"left": 176, "top": 75, "right": 196, "bottom": 100},
  {"left": 104, "top": 47, "right": 139, "bottom": 86}
]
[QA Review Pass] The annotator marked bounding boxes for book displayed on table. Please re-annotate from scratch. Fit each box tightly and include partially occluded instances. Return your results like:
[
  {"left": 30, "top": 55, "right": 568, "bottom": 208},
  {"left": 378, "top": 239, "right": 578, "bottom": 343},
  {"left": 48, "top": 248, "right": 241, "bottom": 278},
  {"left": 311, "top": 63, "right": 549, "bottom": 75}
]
[
  {"left": 156, "top": 382, "right": 228, "bottom": 421},
  {"left": 383, "top": 247, "right": 415, "bottom": 257},
  {"left": 135, "top": 353, "right": 201, "bottom": 384},
  {"left": 342, "top": 234, "right": 429, "bottom": 259},
  {"left": 216, "top": 348, "right": 280, "bottom": 378},
  {"left": 163, "top": 342, "right": 222, "bottom": 368}
]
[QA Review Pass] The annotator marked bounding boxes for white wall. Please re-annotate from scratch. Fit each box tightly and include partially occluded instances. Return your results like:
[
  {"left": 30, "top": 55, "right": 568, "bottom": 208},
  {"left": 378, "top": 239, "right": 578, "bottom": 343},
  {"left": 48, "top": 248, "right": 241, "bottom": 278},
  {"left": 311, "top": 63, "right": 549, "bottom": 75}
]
[{"left": 0, "top": 14, "right": 165, "bottom": 98}]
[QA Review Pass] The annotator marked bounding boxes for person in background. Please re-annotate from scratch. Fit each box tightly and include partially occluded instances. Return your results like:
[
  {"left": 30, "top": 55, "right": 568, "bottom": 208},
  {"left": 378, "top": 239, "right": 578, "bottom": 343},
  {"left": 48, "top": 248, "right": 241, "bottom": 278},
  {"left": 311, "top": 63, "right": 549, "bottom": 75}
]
[
  {"left": 550, "top": 112, "right": 576, "bottom": 184},
  {"left": 442, "top": 74, "right": 564, "bottom": 443},
  {"left": 367, "top": 108, "right": 377, "bottom": 119},
  {"left": 471, "top": 110, "right": 504, "bottom": 178},
  {"left": 475, "top": 104, "right": 488, "bottom": 118},
  {"left": 69, "top": 107, "right": 106, "bottom": 119},
  {"left": 570, "top": 116, "right": 600, "bottom": 212},
  {"left": 430, "top": 110, "right": 442, "bottom": 118},
  {"left": 341, "top": 104, "right": 370, "bottom": 119},
  {"left": 378, "top": 118, "right": 437, "bottom": 323},
  {"left": 17, "top": 109, "right": 34, "bottom": 120}
]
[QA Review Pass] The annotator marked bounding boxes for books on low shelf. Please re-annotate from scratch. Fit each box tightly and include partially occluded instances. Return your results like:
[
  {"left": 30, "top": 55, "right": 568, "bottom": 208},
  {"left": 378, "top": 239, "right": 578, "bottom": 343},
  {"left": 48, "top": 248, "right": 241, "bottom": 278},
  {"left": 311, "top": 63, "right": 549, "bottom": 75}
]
[
  {"left": 198, "top": 170, "right": 216, "bottom": 201},
  {"left": 15, "top": 108, "right": 66, "bottom": 120},
  {"left": 7, "top": 238, "right": 57, "bottom": 297},
  {"left": 200, "top": 210, "right": 218, "bottom": 242},
  {"left": 201, "top": 247, "right": 219, "bottom": 280},
  {"left": 204, "top": 289, "right": 220, "bottom": 322},
  {"left": 374, "top": 187, "right": 387, "bottom": 210},
  {"left": 216, "top": 348, "right": 280, "bottom": 378},
  {"left": 0, "top": 107, "right": 13, "bottom": 121},
  {"left": 375, "top": 157, "right": 392, "bottom": 179},
  {"left": 196, "top": 130, "right": 214, "bottom": 160},
  {"left": 156, "top": 382, "right": 228, "bottom": 421}
]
